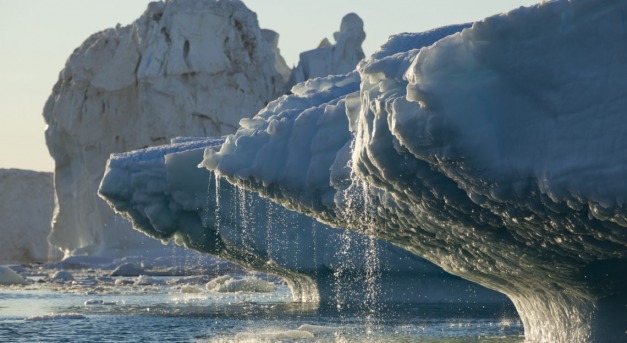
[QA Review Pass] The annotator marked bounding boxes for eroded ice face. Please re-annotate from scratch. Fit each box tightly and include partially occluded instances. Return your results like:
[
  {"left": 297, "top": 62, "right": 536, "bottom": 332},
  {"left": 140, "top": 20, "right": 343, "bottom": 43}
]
[
  {"left": 44, "top": 0, "right": 287, "bottom": 258},
  {"left": 100, "top": 132, "right": 506, "bottom": 306},
  {"left": 201, "top": 1, "right": 627, "bottom": 341}
]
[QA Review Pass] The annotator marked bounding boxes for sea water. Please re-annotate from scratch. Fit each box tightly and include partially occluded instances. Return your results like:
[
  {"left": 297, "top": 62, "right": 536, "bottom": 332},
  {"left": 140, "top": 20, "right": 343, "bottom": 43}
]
[{"left": 0, "top": 266, "right": 522, "bottom": 343}]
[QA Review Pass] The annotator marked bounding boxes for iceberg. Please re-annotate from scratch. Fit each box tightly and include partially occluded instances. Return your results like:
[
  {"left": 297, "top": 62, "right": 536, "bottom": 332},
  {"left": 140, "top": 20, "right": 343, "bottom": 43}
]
[
  {"left": 286, "top": 13, "right": 366, "bottom": 90},
  {"left": 201, "top": 0, "right": 627, "bottom": 342},
  {"left": 43, "top": 0, "right": 286, "bottom": 257},
  {"left": 0, "top": 266, "right": 29, "bottom": 286},
  {"left": 261, "top": 29, "right": 291, "bottom": 84},
  {"left": 99, "top": 135, "right": 507, "bottom": 305},
  {"left": 0, "top": 169, "right": 54, "bottom": 264}
]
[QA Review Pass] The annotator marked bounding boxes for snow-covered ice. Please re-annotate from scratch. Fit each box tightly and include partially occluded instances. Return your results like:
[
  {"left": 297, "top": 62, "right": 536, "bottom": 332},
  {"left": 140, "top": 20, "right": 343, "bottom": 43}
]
[
  {"left": 201, "top": 0, "right": 627, "bottom": 342},
  {"left": 43, "top": 0, "right": 286, "bottom": 258},
  {"left": 99, "top": 135, "right": 507, "bottom": 305}
]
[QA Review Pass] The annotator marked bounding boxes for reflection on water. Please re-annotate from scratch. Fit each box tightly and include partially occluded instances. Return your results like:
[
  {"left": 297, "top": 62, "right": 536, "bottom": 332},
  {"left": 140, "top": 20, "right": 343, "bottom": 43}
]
[{"left": 0, "top": 275, "right": 522, "bottom": 343}]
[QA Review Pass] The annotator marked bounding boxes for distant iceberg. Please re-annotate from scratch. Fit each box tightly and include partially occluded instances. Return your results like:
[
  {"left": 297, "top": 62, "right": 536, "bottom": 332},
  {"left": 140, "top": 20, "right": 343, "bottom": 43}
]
[
  {"left": 43, "top": 0, "right": 373, "bottom": 261},
  {"left": 201, "top": 0, "right": 627, "bottom": 342},
  {"left": 0, "top": 169, "right": 54, "bottom": 264},
  {"left": 43, "top": 0, "right": 286, "bottom": 257},
  {"left": 286, "top": 13, "right": 367, "bottom": 90}
]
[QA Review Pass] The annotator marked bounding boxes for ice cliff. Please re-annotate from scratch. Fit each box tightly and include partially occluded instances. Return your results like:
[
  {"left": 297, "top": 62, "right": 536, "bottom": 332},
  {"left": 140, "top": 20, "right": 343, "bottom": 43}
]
[
  {"left": 43, "top": 0, "right": 285, "bottom": 257},
  {"left": 261, "top": 29, "right": 291, "bottom": 84},
  {"left": 202, "top": 1, "right": 627, "bottom": 342},
  {"left": 286, "top": 13, "right": 366, "bottom": 90},
  {"left": 100, "top": 136, "right": 506, "bottom": 305},
  {"left": 0, "top": 169, "right": 54, "bottom": 264}
]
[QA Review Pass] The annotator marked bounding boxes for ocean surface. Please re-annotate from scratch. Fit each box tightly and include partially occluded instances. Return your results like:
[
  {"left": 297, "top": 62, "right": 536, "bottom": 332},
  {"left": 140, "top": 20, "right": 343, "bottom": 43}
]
[{"left": 0, "top": 266, "right": 523, "bottom": 343}]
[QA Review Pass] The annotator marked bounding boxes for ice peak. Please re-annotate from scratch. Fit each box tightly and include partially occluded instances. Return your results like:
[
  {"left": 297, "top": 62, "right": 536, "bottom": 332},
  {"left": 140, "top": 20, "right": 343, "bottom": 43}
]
[{"left": 287, "top": 13, "right": 366, "bottom": 90}]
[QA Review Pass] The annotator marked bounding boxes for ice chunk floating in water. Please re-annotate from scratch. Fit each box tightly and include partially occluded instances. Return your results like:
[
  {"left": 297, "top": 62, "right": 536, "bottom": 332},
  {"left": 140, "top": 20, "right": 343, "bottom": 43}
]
[
  {"left": 205, "top": 275, "right": 276, "bottom": 293},
  {"left": 202, "top": 0, "right": 627, "bottom": 342},
  {"left": 0, "top": 266, "right": 29, "bottom": 286}
]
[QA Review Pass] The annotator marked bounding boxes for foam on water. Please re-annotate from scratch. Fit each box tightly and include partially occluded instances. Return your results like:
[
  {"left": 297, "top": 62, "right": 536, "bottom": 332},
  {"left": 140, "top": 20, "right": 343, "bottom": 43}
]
[
  {"left": 1, "top": 260, "right": 523, "bottom": 342},
  {"left": 297, "top": 324, "right": 347, "bottom": 331},
  {"left": 205, "top": 275, "right": 277, "bottom": 293},
  {"left": 84, "top": 299, "right": 117, "bottom": 306},
  {"left": 234, "top": 329, "right": 315, "bottom": 340},
  {"left": 180, "top": 285, "right": 204, "bottom": 294},
  {"left": 24, "top": 313, "right": 87, "bottom": 321}
]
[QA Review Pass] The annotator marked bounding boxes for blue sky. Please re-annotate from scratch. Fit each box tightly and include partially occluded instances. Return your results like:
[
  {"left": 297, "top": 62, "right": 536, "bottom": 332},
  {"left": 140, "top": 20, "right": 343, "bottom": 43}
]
[{"left": 0, "top": 0, "right": 539, "bottom": 172}]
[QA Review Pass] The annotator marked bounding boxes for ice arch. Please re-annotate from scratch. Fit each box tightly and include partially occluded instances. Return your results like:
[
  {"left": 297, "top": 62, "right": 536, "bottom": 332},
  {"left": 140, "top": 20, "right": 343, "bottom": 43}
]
[
  {"left": 100, "top": 21, "right": 489, "bottom": 307},
  {"left": 100, "top": 138, "right": 507, "bottom": 307},
  {"left": 202, "top": 1, "right": 627, "bottom": 341},
  {"left": 100, "top": 136, "right": 507, "bottom": 306}
]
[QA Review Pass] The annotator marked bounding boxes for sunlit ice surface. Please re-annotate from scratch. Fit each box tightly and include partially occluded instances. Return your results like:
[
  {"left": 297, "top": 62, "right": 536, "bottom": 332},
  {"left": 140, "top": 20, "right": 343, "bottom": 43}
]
[{"left": 201, "top": 0, "right": 627, "bottom": 341}]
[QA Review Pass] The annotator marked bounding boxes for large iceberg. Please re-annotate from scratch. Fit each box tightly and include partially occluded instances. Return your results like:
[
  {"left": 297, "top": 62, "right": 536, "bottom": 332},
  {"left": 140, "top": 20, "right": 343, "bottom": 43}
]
[
  {"left": 98, "top": 20, "right": 493, "bottom": 306},
  {"left": 202, "top": 1, "right": 626, "bottom": 342},
  {"left": 99, "top": 136, "right": 507, "bottom": 305},
  {"left": 43, "top": 0, "right": 285, "bottom": 257},
  {"left": 0, "top": 169, "right": 55, "bottom": 264}
]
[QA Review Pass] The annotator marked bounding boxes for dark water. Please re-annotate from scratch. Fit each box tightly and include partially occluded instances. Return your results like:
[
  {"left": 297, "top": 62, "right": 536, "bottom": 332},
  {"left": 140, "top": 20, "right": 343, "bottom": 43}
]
[{"left": 0, "top": 282, "right": 523, "bottom": 342}]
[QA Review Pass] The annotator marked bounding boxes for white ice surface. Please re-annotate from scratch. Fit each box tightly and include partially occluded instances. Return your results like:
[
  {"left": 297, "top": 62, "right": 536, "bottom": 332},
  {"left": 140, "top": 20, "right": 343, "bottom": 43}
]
[
  {"left": 43, "top": 0, "right": 286, "bottom": 258},
  {"left": 0, "top": 266, "right": 29, "bottom": 285},
  {"left": 202, "top": 1, "right": 627, "bottom": 341},
  {"left": 100, "top": 135, "right": 505, "bottom": 304},
  {"left": 205, "top": 275, "right": 276, "bottom": 293},
  {"left": 287, "top": 13, "right": 366, "bottom": 90}
]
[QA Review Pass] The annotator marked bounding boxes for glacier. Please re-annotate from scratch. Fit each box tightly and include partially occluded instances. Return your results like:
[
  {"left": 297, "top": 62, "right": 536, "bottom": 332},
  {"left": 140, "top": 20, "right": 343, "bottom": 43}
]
[
  {"left": 43, "top": 0, "right": 286, "bottom": 257},
  {"left": 99, "top": 136, "right": 507, "bottom": 305},
  {"left": 0, "top": 169, "right": 55, "bottom": 264},
  {"left": 201, "top": 0, "right": 627, "bottom": 342}
]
